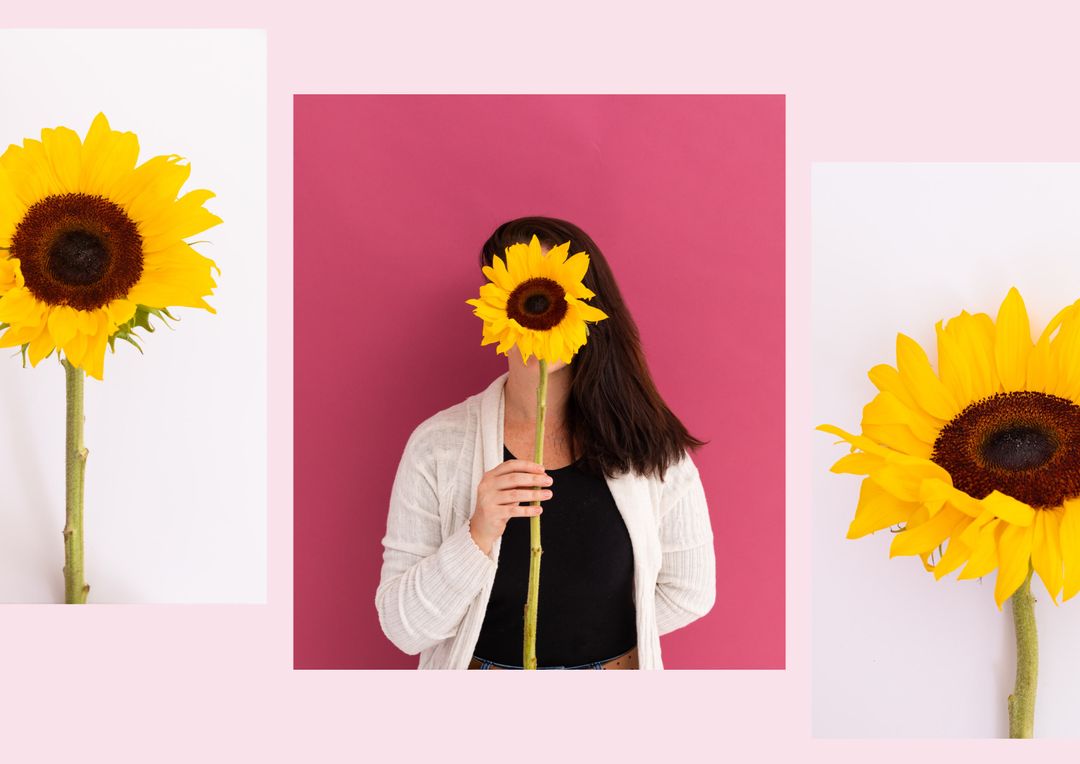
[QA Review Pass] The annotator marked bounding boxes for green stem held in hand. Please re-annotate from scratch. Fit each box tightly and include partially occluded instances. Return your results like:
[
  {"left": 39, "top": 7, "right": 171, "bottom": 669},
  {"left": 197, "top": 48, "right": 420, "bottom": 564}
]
[
  {"left": 63, "top": 360, "right": 89, "bottom": 605},
  {"left": 523, "top": 359, "right": 547, "bottom": 670},
  {"left": 1008, "top": 566, "right": 1038, "bottom": 738}
]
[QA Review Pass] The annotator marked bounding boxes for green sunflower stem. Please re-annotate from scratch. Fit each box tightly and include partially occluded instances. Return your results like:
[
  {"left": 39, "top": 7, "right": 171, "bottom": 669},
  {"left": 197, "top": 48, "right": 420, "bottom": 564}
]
[
  {"left": 63, "top": 360, "right": 89, "bottom": 605},
  {"left": 523, "top": 359, "right": 547, "bottom": 671},
  {"left": 1008, "top": 567, "right": 1038, "bottom": 738}
]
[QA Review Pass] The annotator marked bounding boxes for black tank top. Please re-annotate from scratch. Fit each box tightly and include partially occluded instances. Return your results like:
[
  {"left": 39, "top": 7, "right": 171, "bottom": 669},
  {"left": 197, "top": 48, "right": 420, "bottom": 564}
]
[{"left": 472, "top": 447, "right": 637, "bottom": 667}]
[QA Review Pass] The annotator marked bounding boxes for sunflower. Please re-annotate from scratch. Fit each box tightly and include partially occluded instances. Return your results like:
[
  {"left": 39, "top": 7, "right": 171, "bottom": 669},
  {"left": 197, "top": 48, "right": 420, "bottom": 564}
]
[
  {"left": 821, "top": 288, "right": 1080, "bottom": 606},
  {"left": 466, "top": 235, "right": 608, "bottom": 363},
  {"left": 0, "top": 114, "right": 220, "bottom": 380}
]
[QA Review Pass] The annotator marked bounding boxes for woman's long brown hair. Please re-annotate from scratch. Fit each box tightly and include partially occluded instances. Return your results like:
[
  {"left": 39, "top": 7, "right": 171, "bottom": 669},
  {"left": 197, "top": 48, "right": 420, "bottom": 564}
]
[{"left": 481, "top": 216, "right": 704, "bottom": 479}]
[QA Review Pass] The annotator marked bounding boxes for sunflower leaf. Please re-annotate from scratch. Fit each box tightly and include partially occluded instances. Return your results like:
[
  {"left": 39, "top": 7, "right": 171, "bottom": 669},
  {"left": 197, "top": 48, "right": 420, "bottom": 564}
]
[
  {"left": 118, "top": 333, "right": 143, "bottom": 353},
  {"left": 110, "top": 304, "right": 180, "bottom": 353},
  {"left": 146, "top": 306, "right": 179, "bottom": 330},
  {"left": 108, "top": 328, "right": 144, "bottom": 354},
  {"left": 131, "top": 307, "right": 156, "bottom": 333}
]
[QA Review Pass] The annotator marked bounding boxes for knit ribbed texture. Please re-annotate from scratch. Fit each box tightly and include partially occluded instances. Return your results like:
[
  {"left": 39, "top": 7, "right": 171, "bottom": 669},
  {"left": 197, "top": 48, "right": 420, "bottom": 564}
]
[{"left": 375, "top": 374, "right": 716, "bottom": 669}]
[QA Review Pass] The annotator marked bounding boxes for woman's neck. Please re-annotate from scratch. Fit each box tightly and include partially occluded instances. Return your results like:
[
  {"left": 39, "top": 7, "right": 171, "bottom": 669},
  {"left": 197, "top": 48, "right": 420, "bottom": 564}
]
[{"left": 504, "top": 362, "right": 571, "bottom": 427}]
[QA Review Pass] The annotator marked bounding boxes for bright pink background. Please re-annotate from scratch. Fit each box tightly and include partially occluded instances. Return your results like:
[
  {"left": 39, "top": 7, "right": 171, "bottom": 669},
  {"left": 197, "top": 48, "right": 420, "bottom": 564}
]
[{"left": 293, "top": 95, "right": 785, "bottom": 669}]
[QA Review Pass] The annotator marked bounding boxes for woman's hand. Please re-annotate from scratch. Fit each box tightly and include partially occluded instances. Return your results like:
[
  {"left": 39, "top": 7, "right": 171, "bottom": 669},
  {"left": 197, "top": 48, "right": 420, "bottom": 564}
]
[{"left": 469, "top": 460, "right": 552, "bottom": 554}]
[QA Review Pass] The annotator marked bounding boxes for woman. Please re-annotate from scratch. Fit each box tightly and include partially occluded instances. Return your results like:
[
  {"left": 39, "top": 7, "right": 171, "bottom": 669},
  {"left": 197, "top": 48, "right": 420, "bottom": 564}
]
[{"left": 376, "top": 216, "right": 715, "bottom": 669}]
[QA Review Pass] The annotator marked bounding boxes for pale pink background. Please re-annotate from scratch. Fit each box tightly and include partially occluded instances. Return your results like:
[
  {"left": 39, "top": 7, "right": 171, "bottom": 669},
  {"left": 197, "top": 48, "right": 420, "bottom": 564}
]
[
  {"left": 293, "top": 94, "right": 785, "bottom": 670},
  {"left": 5, "top": 1, "right": 1080, "bottom": 761}
]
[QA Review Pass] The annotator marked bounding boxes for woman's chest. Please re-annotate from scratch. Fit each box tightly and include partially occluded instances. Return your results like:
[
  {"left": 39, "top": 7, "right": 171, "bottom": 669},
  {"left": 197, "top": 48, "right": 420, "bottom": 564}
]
[{"left": 503, "top": 420, "right": 574, "bottom": 469}]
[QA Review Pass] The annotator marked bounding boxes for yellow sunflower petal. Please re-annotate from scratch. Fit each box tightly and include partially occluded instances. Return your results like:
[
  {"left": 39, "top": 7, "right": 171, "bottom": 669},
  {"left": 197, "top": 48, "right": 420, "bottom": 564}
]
[
  {"left": 0, "top": 164, "right": 27, "bottom": 242},
  {"left": 934, "top": 532, "right": 975, "bottom": 580},
  {"left": 40, "top": 126, "right": 83, "bottom": 193},
  {"left": 1049, "top": 305, "right": 1080, "bottom": 400},
  {"left": 818, "top": 423, "right": 932, "bottom": 468},
  {"left": 994, "top": 287, "right": 1032, "bottom": 392},
  {"left": 469, "top": 302, "right": 505, "bottom": 322},
  {"left": 995, "top": 522, "right": 1035, "bottom": 607},
  {"left": 861, "top": 423, "right": 932, "bottom": 459},
  {"left": 890, "top": 506, "right": 967, "bottom": 557},
  {"left": 958, "top": 519, "right": 1003, "bottom": 580},
  {"left": 528, "top": 330, "right": 547, "bottom": 363},
  {"left": 77, "top": 309, "right": 99, "bottom": 335},
  {"left": 1031, "top": 508, "right": 1064, "bottom": 602},
  {"left": 63, "top": 330, "right": 89, "bottom": 368},
  {"left": 545, "top": 241, "right": 570, "bottom": 268},
  {"left": 46, "top": 306, "right": 79, "bottom": 347},
  {"left": 139, "top": 189, "right": 222, "bottom": 251},
  {"left": 869, "top": 461, "right": 952, "bottom": 503},
  {"left": 868, "top": 364, "right": 943, "bottom": 425},
  {"left": 829, "top": 452, "right": 884, "bottom": 475},
  {"left": 1026, "top": 323, "right": 1055, "bottom": 394},
  {"left": 545, "top": 331, "right": 560, "bottom": 363},
  {"left": 0, "top": 258, "right": 23, "bottom": 294},
  {"left": 125, "top": 253, "right": 217, "bottom": 311},
  {"left": 2, "top": 138, "right": 62, "bottom": 203},
  {"left": 80, "top": 311, "right": 111, "bottom": 381},
  {"left": 569, "top": 282, "right": 596, "bottom": 300},
  {"left": 1060, "top": 499, "right": 1080, "bottom": 602},
  {"left": 0, "top": 323, "right": 41, "bottom": 348},
  {"left": 562, "top": 309, "right": 588, "bottom": 354},
  {"left": 848, "top": 478, "right": 915, "bottom": 538},
  {"left": 947, "top": 311, "right": 1000, "bottom": 401},
  {"left": 106, "top": 299, "right": 137, "bottom": 327},
  {"left": 508, "top": 321, "right": 529, "bottom": 359},
  {"left": 941, "top": 485, "right": 984, "bottom": 518},
  {"left": 477, "top": 282, "right": 508, "bottom": 308},
  {"left": 0, "top": 287, "right": 46, "bottom": 325},
  {"left": 115, "top": 154, "right": 192, "bottom": 213},
  {"left": 561, "top": 251, "right": 590, "bottom": 286},
  {"left": 918, "top": 479, "right": 953, "bottom": 517},
  {"left": 567, "top": 298, "right": 608, "bottom": 323},
  {"left": 936, "top": 319, "right": 976, "bottom": 404},
  {"left": 862, "top": 390, "right": 942, "bottom": 445},
  {"left": 895, "top": 333, "right": 960, "bottom": 421},
  {"left": 1026, "top": 299, "right": 1079, "bottom": 394},
  {"left": 483, "top": 257, "right": 515, "bottom": 293},
  {"left": 26, "top": 323, "right": 54, "bottom": 366},
  {"left": 982, "top": 491, "right": 1036, "bottom": 527},
  {"left": 494, "top": 322, "right": 518, "bottom": 355},
  {"left": 79, "top": 113, "right": 140, "bottom": 196},
  {"left": 555, "top": 327, "right": 574, "bottom": 365}
]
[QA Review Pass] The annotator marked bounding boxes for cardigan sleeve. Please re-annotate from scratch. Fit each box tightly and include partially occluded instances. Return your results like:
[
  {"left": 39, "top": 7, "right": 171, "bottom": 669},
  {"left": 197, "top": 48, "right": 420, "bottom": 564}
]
[
  {"left": 375, "top": 424, "right": 497, "bottom": 656},
  {"left": 654, "top": 454, "right": 717, "bottom": 636}
]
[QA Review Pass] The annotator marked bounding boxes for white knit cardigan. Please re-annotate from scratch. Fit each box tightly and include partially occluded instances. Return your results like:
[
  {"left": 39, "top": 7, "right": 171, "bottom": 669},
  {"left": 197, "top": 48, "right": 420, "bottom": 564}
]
[{"left": 375, "top": 373, "right": 716, "bottom": 669}]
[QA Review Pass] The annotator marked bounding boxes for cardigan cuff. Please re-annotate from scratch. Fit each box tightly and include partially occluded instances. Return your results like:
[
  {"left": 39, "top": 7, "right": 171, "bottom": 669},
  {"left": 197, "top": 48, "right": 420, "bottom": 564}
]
[{"left": 434, "top": 523, "right": 498, "bottom": 598}]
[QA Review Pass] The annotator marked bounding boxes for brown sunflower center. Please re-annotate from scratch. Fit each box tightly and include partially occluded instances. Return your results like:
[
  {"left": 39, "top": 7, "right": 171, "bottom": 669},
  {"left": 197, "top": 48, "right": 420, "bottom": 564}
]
[
  {"left": 931, "top": 391, "right": 1080, "bottom": 509},
  {"left": 11, "top": 193, "right": 143, "bottom": 311},
  {"left": 980, "top": 426, "right": 1057, "bottom": 471},
  {"left": 48, "top": 230, "right": 110, "bottom": 286},
  {"left": 506, "top": 277, "right": 567, "bottom": 331}
]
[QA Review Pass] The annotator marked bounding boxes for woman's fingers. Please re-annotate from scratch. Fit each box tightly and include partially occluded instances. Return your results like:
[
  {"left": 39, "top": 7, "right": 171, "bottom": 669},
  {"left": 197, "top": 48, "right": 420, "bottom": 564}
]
[
  {"left": 497, "top": 488, "right": 552, "bottom": 505},
  {"left": 490, "top": 459, "right": 546, "bottom": 477},
  {"left": 493, "top": 471, "right": 552, "bottom": 490},
  {"left": 472, "top": 461, "right": 550, "bottom": 553}
]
